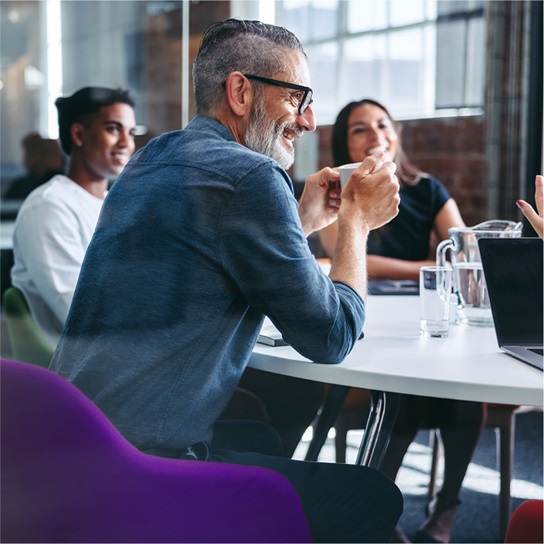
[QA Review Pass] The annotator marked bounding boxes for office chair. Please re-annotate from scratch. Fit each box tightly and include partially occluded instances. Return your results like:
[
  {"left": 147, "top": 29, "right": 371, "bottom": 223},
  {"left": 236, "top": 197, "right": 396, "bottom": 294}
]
[
  {"left": 2, "top": 286, "right": 54, "bottom": 367},
  {"left": 0, "top": 358, "right": 311, "bottom": 543},
  {"left": 504, "top": 500, "right": 544, "bottom": 543}
]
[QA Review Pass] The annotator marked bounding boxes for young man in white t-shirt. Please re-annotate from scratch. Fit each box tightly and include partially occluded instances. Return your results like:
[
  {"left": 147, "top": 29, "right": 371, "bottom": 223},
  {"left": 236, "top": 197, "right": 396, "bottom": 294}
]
[{"left": 11, "top": 87, "right": 137, "bottom": 345}]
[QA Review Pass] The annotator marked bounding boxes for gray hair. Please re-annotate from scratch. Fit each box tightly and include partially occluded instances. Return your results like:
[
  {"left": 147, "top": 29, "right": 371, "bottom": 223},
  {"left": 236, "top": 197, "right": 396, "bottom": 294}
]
[{"left": 193, "top": 19, "right": 306, "bottom": 115}]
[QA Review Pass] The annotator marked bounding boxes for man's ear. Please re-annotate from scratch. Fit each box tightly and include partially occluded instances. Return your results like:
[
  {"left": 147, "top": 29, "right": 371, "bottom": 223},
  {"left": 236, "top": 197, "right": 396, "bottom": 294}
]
[
  {"left": 70, "top": 123, "right": 85, "bottom": 149},
  {"left": 224, "top": 72, "right": 253, "bottom": 118}
]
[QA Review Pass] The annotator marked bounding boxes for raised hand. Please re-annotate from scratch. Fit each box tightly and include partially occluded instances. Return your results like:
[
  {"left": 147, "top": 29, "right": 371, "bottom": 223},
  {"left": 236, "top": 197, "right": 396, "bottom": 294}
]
[{"left": 517, "top": 175, "right": 543, "bottom": 239}]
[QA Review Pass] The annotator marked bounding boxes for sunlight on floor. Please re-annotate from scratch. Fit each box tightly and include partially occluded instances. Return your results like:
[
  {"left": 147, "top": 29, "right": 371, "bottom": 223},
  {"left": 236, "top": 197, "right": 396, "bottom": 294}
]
[{"left": 293, "top": 427, "right": 544, "bottom": 501}]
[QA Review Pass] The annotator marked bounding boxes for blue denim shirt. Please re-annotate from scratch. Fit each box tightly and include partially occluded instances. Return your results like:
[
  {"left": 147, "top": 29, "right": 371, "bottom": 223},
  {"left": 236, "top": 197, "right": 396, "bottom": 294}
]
[{"left": 50, "top": 115, "right": 365, "bottom": 452}]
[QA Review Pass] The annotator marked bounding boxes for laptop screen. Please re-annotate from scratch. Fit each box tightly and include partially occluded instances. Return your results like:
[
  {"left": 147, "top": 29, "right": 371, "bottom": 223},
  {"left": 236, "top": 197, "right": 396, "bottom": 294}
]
[{"left": 478, "top": 238, "right": 543, "bottom": 346}]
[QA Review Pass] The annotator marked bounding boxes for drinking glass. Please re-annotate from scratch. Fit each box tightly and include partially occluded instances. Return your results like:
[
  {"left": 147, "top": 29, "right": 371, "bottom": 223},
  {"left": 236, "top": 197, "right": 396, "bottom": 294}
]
[{"left": 420, "top": 266, "right": 452, "bottom": 338}]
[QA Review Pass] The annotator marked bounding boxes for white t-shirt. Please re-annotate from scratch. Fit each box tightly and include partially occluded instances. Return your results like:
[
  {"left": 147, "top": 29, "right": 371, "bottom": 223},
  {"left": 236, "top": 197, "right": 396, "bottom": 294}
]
[{"left": 11, "top": 175, "right": 105, "bottom": 346}]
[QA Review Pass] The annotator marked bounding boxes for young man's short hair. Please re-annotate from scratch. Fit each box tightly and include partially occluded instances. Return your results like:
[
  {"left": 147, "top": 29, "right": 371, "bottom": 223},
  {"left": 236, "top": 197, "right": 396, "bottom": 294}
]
[{"left": 55, "top": 87, "right": 135, "bottom": 155}]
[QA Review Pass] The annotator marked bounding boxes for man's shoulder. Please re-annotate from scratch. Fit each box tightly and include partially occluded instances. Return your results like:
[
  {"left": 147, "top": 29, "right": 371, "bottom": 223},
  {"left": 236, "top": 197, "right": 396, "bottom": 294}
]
[
  {"left": 16, "top": 175, "right": 87, "bottom": 218},
  {"left": 126, "top": 116, "right": 291, "bottom": 197},
  {"left": 186, "top": 116, "right": 271, "bottom": 165},
  {"left": 149, "top": 116, "right": 284, "bottom": 180}
]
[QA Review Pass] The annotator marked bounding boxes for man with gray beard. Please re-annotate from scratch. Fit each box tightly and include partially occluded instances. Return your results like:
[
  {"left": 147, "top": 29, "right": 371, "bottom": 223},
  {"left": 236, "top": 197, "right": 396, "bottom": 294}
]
[{"left": 51, "top": 19, "right": 402, "bottom": 542}]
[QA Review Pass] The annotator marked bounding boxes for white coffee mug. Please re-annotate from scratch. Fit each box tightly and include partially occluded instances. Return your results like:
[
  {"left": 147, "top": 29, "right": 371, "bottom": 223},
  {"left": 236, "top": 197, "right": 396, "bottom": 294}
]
[{"left": 338, "top": 162, "right": 362, "bottom": 188}]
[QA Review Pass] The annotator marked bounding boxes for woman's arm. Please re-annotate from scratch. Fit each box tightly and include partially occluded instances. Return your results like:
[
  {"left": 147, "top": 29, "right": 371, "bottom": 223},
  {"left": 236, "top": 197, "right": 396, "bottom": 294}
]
[
  {"left": 366, "top": 254, "right": 434, "bottom": 280},
  {"left": 319, "top": 197, "right": 466, "bottom": 281},
  {"left": 433, "top": 198, "right": 465, "bottom": 241}
]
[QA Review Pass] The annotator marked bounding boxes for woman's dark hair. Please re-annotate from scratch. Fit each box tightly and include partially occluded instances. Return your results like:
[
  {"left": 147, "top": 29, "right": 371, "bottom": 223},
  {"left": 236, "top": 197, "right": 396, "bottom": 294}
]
[
  {"left": 55, "top": 87, "right": 135, "bottom": 155},
  {"left": 331, "top": 98, "right": 423, "bottom": 186}
]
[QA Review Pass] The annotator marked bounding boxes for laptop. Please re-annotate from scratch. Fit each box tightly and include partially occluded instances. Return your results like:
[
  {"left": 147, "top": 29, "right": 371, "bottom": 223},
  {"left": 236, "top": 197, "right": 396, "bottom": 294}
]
[{"left": 478, "top": 237, "right": 543, "bottom": 371}]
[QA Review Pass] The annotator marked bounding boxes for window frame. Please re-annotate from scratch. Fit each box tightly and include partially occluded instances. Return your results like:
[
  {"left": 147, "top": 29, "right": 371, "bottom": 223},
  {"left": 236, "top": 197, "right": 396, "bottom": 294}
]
[{"left": 275, "top": 0, "right": 486, "bottom": 123}]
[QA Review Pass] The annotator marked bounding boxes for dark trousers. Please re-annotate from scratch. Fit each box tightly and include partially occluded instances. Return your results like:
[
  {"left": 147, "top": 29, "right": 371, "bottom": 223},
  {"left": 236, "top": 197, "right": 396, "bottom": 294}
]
[
  {"left": 210, "top": 447, "right": 403, "bottom": 543},
  {"left": 208, "top": 420, "right": 402, "bottom": 543},
  {"left": 151, "top": 421, "right": 403, "bottom": 542}
]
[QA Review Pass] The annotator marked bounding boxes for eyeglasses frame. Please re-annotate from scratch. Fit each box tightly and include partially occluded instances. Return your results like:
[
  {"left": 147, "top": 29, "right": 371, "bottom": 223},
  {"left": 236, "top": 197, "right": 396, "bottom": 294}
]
[{"left": 243, "top": 74, "right": 313, "bottom": 115}]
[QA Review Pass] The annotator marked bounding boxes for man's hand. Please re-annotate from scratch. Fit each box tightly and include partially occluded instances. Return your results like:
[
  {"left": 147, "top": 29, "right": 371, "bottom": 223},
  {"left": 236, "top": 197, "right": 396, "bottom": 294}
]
[
  {"left": 517, "top": 175, "right": 544, "bottom": 239},
  {"left": 328, "top": 152, "right": 399, "bottom": 298},
  {"left": 298, "top": 167, "right": 342, "bottom": 237},
  {"left": 338, "top": 152, "right": 400, "bottom": 232}
]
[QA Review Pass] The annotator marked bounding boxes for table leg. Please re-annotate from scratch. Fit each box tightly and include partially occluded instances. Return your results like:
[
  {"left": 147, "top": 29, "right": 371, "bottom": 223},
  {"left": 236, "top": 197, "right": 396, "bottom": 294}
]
[
  {"left": 304, "top": 384, "right": 350, "bottom": 461},
  {"left": 356, "top": 390, "right": 399, "bottom": 469}
]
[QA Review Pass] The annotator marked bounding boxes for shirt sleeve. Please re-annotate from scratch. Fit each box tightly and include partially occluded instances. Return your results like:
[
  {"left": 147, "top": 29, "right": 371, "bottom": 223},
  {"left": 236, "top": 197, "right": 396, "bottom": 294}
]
[
  {"left": 428, "top": 175, "right": 452, "bottom": 216},
  {"left": 218, "top": 161, "right": 365, "bottom": 364},
  {"left": 13, "top": 198, "right": 89, "bottom": 324}
]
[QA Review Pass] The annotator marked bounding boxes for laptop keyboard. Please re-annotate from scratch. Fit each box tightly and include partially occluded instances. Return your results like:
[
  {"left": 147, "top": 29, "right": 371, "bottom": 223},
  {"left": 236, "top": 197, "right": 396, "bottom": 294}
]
[{"left": 529, "top": 348, "right": 544, "bottom": 356}]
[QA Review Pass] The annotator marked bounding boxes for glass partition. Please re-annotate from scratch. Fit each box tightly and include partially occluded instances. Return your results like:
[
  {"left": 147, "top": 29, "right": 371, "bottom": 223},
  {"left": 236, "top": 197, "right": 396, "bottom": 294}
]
[{"left": 0, "top": 0, "right": 232, "bottom": 201}]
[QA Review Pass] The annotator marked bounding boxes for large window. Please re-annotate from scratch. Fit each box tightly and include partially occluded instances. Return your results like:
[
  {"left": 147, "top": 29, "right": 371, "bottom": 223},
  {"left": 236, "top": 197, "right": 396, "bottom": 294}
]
[{"left": 275, "top": 0, "right": 486, "bottom": 122}]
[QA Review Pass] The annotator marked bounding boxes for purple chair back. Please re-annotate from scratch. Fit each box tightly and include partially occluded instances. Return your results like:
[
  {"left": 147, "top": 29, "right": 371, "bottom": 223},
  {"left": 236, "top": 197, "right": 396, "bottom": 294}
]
[{"left": 1, "top": 359, "right": 311, "bottom": 543}]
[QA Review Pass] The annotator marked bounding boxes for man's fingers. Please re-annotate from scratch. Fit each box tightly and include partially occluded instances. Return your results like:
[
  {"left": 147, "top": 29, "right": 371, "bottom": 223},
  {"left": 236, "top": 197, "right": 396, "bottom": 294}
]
[{"left": 357, "top": 151, "right": 386, "bottom": 176}]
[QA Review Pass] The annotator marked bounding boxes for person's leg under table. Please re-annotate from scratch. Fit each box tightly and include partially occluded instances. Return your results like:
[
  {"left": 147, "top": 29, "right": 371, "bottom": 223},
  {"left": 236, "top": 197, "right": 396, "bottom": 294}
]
[
  {"left": 210, "top": 448, "right": 403, "bottom": 543},
  {"left": 415, "top": 399, "right": 486, "bottom": 543}
]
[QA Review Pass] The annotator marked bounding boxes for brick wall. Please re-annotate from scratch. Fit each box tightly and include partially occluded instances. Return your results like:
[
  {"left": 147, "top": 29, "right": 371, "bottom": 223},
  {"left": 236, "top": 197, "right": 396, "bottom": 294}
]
[{"left": 401, "top": 116, "right": 487, "bottom": 227}]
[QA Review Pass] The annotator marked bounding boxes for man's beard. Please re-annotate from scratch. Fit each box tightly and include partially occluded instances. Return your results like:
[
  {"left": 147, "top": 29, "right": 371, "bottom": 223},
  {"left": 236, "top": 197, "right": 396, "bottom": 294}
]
[{"left": 245, "top": 97, "right": 299, "bottom": 170}]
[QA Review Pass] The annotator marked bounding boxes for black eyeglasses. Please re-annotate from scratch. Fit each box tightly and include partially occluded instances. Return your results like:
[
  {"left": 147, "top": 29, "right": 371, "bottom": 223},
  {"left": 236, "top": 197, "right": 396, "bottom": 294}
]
[{"left": 244, "top": 74, "right": 313, "bottom": 115}]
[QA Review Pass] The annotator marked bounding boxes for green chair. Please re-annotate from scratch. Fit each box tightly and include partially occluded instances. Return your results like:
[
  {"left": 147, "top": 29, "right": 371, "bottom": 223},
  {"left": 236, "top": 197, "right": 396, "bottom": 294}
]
[{"left": 3, "top": 286, "right": 54, "bottom": 367}]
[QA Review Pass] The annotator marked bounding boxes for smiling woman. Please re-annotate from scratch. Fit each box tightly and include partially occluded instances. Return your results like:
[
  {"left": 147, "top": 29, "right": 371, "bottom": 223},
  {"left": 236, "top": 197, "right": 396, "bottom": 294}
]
[
  {"left": 319, "top": 97, "right": 465, "bottom": 277},
  {"left": 316, "top": 95, "right": 486, "bottom": 543}
]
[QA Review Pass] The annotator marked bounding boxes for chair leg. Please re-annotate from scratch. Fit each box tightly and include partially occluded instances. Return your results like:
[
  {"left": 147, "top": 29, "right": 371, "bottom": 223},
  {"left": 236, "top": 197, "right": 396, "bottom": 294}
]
[
  {"left": 428, "top": 429, "right": 441, "bottom": 503},
  {"left": 335, "top": 425, "right": 347, "bottom": 463},
  {"left": 305, "top": 385, "right": 350, "bottom": 461},
  {"left": 498, "top": 416, "right": 514, "bottom": 542}
]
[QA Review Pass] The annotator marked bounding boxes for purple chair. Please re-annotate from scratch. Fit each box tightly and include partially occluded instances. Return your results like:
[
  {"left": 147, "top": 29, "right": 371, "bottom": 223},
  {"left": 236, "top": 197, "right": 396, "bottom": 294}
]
[{"left": 1, "top": 359, "right": 311, "bottom": 543}]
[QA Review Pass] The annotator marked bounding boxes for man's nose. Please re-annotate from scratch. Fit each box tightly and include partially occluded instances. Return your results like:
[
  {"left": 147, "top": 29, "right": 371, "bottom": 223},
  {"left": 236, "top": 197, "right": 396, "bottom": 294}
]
[{"left": 298, "top": 104, "right": 316, "bottom": 132}]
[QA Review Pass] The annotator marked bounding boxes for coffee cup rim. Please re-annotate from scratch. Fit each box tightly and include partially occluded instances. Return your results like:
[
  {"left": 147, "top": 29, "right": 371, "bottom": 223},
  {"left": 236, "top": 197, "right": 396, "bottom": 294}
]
[{"left": 338, "top": 162, "right": 362, "bottom": 170}]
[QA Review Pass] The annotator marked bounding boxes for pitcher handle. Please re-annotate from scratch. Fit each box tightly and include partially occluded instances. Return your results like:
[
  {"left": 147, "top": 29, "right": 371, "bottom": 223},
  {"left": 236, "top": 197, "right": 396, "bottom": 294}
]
[{"left": 436, "top": 239, "right": 453, "bottom": 268}]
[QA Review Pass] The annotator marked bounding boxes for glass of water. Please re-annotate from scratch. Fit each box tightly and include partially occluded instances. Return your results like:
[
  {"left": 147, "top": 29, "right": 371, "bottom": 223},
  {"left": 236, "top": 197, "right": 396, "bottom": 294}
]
[{"left": 420, "top": 266, "right": 452, "bottom": 338}]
